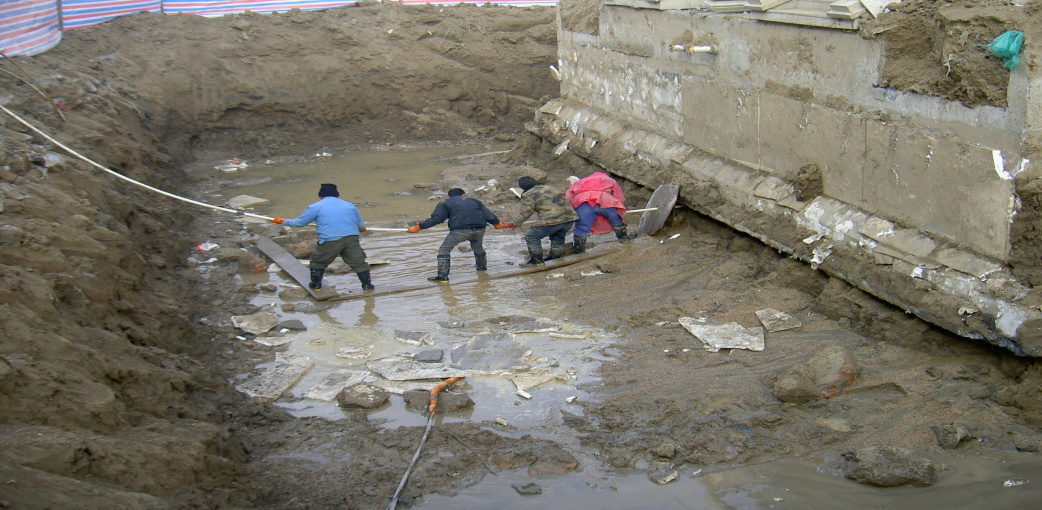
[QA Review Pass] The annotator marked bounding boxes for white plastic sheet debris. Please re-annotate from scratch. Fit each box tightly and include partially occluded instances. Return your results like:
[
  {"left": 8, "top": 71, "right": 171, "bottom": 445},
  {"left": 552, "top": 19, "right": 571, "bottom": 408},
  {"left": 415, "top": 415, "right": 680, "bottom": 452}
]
[
  {"left": 755, "top": 309, "right": 802, "bottom": 333},
  {"left": 661, "top": 233, "right": 681, "bottom": 244},
  {"left": 236, "top": 353, "right": 314, "bottom": 402},
  {"left": 679, "top": 317, "right": 766, "bottom": 352},
  {"left": 511, "top": 371, "right": 560, "bottom": 391},
  {"left": 215, "top": 159, "right": 248, "bottom": 172}
]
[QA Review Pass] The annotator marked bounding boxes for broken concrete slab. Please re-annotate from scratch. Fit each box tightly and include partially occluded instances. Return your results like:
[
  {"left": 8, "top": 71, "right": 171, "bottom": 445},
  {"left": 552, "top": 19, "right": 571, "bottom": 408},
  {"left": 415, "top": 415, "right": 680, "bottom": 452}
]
[
  {"left": 395, "top": 330, "right": 434, "bottom": 346},
  {"left": 370, "top": 379, "right": 445, "bottom": 395},
  {"left": 232, "top": 311, "right": 279, "bottom": 335},
  {"left": 337, "top": 383, "right": 389, "bottom": 409},
  {"left": 302, "top": 369, "right": 368, "bottom": 401},
  {"left": 367, "top": 357, "right": 470, "bottom": 381},
  {"left": 227, "top": 194, "right": 270, "bottom": 209},
  {"left": 413, "top": 350, "right": 444, "bottom": 363},
  {"left": 451, "top": 333, "right": 531, "bottom": 371},
  {"left": 336, "top": 347, "right": 373, "bottom": 360},
  {"left": 236, "top": 353, "right": 314, "bottom": 403},
  {"left": 679, "top": 317, "right": 766, "bottom": 352},
  {"left": 511, "top": 371, "right": 560, "bottom": 391},
  {"left": 755, "top": 309, "right": 803, "bottom": 333}
]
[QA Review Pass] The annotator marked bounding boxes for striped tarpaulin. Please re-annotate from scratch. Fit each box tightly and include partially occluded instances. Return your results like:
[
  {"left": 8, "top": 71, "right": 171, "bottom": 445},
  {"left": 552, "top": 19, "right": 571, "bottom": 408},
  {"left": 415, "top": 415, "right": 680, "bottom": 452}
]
[
  {"left": 61, "top": 1, "right": 161, "bottom": 30},
  {"left": 0, "top": 0, "right": 62, "bottom": 56},
  {"left": 398, "top": 0, "right": 556, "bottom": 5},
  {"left": 162, "top": 1, "right": 355, "bottom": 16}
]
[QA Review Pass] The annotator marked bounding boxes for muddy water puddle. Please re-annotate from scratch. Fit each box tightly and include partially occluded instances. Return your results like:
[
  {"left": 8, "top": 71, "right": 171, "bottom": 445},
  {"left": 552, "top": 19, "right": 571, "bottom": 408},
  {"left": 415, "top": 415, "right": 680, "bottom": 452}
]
[{"left": 229, "top": 147, "right": 1042, "bottom": 508}]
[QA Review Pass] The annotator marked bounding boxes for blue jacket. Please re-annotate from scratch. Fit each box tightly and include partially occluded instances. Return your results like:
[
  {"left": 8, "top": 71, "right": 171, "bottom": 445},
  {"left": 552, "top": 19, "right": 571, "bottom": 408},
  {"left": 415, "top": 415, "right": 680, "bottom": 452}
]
[{"left": 284, "top": 197, "right": 365, "bottom": 243}]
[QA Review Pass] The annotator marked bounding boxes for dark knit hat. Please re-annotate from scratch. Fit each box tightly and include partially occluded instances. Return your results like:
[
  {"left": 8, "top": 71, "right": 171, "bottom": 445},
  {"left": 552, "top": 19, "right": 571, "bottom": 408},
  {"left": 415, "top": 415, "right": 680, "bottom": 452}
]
[
  {"left": 448, "top": 188, "right": 466, "bottom": 197},
  {"left": 318, "top": 183, "right": 339, "bottom": 198},
  {"left": 518, "top": 176, "right": 538, "bottom": 191}
]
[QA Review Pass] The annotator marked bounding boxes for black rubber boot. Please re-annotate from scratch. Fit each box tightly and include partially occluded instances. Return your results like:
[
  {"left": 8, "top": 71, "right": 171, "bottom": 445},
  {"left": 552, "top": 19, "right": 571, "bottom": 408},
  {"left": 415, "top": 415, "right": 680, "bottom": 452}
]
[
  {"left": 520, "top": 241, "right": 544, "bottom": 266},
  {"left": 475, "top": 253, "right": 487, "bottom": 272},
  {"left": 357, "top": 270, "right": 375, "bottom": 292},
  {"left": 572, "top": 235, "right": 589, "bottom": 254},
  {"left": 614, "top": 225, "right": 636, "bottom": 242},
  {"left": 428, "top": 257, "right": 450, "bottom": 282},
  {"left": 309, "top": 268, "right": 325, "bottom": 290},
  {"left": 545, "top": 243, "right": 565, "bottom": 261}
]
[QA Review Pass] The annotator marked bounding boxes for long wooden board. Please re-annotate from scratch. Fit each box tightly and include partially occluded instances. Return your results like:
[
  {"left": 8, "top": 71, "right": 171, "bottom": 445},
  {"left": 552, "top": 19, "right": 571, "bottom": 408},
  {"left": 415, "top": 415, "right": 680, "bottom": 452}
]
[
  {"left": 328, "top": 248, "right": 620, "bottom": 301},
  {"left": 255, "top": 236, "right": 338, "bottom": 300}
]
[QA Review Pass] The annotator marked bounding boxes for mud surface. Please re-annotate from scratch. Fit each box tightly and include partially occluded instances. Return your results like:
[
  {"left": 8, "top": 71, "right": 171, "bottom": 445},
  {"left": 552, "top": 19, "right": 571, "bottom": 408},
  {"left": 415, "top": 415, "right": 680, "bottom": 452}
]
[{"left": 2, "top": 3, "right": 1042, "bottom": 509}]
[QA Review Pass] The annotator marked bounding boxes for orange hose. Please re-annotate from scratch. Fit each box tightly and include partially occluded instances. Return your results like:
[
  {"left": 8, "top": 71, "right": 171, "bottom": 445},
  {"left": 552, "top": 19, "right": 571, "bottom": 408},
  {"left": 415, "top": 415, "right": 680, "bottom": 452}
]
[{"left": 428, "top": 376, "right": 464, "bottom": 414}]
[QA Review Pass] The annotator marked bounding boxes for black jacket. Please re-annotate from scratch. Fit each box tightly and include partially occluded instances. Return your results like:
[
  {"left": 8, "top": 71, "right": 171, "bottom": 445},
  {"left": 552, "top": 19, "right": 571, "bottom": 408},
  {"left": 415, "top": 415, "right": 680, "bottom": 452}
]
[{"left": 419, "top": 195, "right": 499, "bottom": 230}]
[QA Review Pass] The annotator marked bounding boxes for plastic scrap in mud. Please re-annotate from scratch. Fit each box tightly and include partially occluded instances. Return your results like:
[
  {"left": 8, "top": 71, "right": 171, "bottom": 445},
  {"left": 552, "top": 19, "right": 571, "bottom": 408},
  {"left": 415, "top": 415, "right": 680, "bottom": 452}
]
[
  {"left": 301, "top": 369, "right": 368, "bottom": 401},
  {"left": 236, "top": 353, "right": 314, "bottom": 403},
  {"left": 485, "top": 315, "right": 562, "bottom": 334},
  {"left": 226, "top": 194, "right": 269, "bottom": 209},
  {"left": 232, "top": 311, "right": 279, "bottom": 335},
  {"left": 395, "top": 330, "right": 434, "bottom": 346},
  {"left": 754, "top": 308, "right": 802, "bottom": 333},
  {"left": 510, "top": 370, "right": 561, "bottom": 391},
  {"left": 678, "top": 317, "right": 766, "bottom": 352},
  {"left": 214, "top": 158, "right": 248, "bottom": 172}
]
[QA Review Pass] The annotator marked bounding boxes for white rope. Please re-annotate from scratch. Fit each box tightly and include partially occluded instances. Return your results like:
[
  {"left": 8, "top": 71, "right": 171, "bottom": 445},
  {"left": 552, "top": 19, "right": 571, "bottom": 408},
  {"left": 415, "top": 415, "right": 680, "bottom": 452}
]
[{"left": 0, "top": 103, "right": 275, "bottom": 221}]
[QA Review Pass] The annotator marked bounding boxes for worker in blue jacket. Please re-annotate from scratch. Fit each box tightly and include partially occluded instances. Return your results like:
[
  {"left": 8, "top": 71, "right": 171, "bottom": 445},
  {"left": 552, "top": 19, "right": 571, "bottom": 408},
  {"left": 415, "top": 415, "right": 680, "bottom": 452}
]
[
  {"left": 408, "top": 188, "right": 508, "bottom": 282},
  {"left": 272, "top": 183, "right": 374, "bottom": 292}
]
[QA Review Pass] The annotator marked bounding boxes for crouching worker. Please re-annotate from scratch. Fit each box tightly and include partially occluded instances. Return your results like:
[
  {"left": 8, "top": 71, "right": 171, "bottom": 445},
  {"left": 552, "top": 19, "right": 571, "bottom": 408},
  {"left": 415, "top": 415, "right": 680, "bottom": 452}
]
[
  {"left": 565, "top": 171, "right": 634, "bottom": 254},
  {"left": 408, "top": 188, "right": 508, "bottom": 282},
  {"left": 502, "top": 176, "right": 578, "bottom": 266},
  {"left": 271, "top": 183, "right": 374, "bottom": 292}
]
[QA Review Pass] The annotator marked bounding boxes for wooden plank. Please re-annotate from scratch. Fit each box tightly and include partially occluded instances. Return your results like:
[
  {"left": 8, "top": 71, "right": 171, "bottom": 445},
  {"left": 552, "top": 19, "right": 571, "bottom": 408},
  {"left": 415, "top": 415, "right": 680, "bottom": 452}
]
[
  {"left": 329, "top": 249, "right": 620, "bottom": 301},
  {"left": 254, "top": 236, "right": 337, "bottom": 300}
]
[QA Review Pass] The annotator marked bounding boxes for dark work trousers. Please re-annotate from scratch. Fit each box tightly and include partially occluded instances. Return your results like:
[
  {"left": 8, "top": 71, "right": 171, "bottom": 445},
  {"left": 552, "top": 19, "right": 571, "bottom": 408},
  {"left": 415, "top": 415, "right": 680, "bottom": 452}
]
[
  {"left": 310, "top": 235, "right": 369, "bottom": 273},
  {"left": 525, "top": 221, "right": 575, "bottom": 249},
  {"left": 573, "top": 203, "right": 624, "bottom": 236},
  {"left": 437, "top": 227, "right": 487, "bottom": 260}
]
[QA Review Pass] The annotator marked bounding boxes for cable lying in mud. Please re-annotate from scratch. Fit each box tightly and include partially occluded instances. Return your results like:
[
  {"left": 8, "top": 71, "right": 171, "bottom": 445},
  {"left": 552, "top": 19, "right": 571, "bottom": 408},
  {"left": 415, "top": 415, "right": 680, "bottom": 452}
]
[
  {"left": 387, "top": 376, "right": 465, "bottom": 510},
  {"left": 0, "top": 104, "right": 277, "bottom": 222}
]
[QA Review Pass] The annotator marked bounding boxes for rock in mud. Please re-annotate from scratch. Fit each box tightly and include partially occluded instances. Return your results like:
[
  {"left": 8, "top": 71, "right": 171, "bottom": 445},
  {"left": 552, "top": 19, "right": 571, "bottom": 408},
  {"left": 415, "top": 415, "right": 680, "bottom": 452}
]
[
  {"left": 653, "top": 443, "right": 677, "bottom": 458},
  {"left": 841, "top": 446, "right": 938, "bottom": 487},
  {"left": 274, "top": 319, "right": 306, "bottom": 331},
  {"left": 528, "top": 448, "right": 579, "bottom": 478},
  {"left": 932, "top": 423, "right": 970, "bottom": 449},
  {"left": 773, "top": 346, "right": 860, "bottom": 402},
  {"left": 337, "top": 383, "right": 389, "bottom": 409},
  {"left": 648, "top": 461, "right": 678, "bottom": 484},
  {"left": 403, "top": 390, "right": 474, "bottom": 412},
  {"left": 413, "top": 350, "right": 444, "bottom": 363},
  {"left": 511, "top": 482, "right": 542, "bottom": 495},
  {"left": 773, "top": 364, "right": 818, "bottom": 403}
]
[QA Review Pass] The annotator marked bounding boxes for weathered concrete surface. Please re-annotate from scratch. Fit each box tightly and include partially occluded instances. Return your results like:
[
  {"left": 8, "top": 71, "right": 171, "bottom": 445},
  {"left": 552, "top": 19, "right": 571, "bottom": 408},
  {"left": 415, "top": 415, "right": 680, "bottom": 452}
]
[{"left": 537, "top": 6, "right": 1042, "bottom": 354}]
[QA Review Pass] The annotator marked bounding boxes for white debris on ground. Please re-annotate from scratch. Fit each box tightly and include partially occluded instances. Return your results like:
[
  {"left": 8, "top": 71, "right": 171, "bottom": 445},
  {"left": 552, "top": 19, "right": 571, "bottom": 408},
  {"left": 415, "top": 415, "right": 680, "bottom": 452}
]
[{"left": 678, "top": 317, "right": 766, "bottom": 352}]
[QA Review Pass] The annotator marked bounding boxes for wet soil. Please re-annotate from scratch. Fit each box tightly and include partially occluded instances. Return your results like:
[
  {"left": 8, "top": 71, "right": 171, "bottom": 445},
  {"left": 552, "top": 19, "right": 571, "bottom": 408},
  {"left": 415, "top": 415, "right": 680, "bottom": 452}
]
[{"left": 2, "top": 2, "right": 1042, "bottom": 509}]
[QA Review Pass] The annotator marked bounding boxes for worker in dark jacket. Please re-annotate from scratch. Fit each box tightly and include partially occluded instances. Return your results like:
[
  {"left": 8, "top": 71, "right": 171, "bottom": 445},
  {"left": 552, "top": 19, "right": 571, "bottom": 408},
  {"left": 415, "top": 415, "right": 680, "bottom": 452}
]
[
  {"left": 272, "top": 183, "right": 374, "bottom": 292},
  {"left": 501, "top": 176, "right": 578, "bottom": 266},
  {"left": 408, "top": 188, "right": 507, "bottom": 282}
]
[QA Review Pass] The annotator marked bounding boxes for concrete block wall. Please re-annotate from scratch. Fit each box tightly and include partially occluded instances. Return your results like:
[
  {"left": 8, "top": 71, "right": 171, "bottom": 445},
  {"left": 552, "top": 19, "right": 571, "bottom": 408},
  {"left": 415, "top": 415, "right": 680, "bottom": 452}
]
[{"left": 538, "top": 5, "right": 1042, "bottom": 354}]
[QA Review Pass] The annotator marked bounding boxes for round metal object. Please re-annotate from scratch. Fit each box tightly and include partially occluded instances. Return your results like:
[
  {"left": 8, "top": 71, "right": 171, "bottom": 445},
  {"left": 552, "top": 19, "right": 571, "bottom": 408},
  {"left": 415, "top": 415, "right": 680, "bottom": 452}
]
[{"left": 637, "top": 184, "right": 680, "bottom": 235}]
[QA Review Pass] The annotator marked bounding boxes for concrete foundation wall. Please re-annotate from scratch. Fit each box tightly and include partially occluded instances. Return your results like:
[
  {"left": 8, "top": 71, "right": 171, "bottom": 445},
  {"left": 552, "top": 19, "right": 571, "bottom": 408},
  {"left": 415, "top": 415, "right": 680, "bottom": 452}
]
[{"left": 538, "top": 6, "right": 1042, "bottom": 354}]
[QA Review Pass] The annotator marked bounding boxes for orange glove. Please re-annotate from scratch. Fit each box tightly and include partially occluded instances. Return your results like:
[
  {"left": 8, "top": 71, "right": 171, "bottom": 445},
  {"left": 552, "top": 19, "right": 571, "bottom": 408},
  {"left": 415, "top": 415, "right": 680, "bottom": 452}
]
[
  {"left": 494, "top": 222, "right": 507, "bottom": 229},
  {"left": 407, "top": 225, "right": 422, "bottom": 233},
  {"left": 359, "top": 227, "right": 367, "bottom": 233},
  {"left": 271, "top": 217, "right": 284, "bottom": 224}
]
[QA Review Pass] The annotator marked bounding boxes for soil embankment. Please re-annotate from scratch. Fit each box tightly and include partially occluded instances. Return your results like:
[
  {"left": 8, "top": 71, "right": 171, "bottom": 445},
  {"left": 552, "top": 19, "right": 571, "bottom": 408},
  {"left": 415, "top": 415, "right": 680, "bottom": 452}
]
[{"left": 2, "top": 2, "right": 1042, "bottom": 509}]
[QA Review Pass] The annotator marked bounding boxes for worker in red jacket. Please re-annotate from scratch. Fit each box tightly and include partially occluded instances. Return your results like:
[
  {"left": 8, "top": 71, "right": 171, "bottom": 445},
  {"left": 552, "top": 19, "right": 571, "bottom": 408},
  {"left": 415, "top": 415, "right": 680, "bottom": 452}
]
[{"left": 565, "top": 172, "right": 635, "bottom": 253}]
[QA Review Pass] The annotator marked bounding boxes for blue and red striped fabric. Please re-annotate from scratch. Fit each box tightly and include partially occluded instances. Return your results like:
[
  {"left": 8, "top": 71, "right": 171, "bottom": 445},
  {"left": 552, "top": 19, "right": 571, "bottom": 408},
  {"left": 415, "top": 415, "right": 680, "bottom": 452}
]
[
  {"left": 0, "top": 0, "right": 62, "bottom": 56},
  {"left": 61, "top": 1, "right": 161, "bottom": 30},
  {"left": 162, "top": 1, "right": 355, "bottom": 16}
]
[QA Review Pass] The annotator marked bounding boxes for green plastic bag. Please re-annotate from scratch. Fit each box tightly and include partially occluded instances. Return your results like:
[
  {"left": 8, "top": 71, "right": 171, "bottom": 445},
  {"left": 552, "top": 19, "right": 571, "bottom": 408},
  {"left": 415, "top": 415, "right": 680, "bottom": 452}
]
[{"left": 988, "top": 30, "right": 1024, "bottom": 71}]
